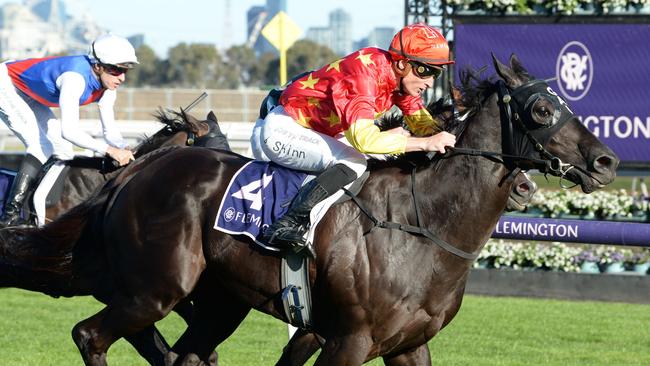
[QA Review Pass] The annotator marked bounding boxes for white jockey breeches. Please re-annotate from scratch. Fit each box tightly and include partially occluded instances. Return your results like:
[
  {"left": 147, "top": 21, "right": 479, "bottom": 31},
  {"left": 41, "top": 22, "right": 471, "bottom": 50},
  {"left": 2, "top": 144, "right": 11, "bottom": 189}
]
[
  {"left": 250, "top": 106, "right": 367, "bottom": 178},
  {"left": 0, "top": 63, "right": 74, "bottom": 163}
]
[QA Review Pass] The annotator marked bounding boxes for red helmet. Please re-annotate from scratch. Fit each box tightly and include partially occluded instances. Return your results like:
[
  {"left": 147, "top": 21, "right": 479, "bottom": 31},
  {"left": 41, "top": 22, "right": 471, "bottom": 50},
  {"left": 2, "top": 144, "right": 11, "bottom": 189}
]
[{"left": 389, "top": 23, "right": 454, "bottom": 66}]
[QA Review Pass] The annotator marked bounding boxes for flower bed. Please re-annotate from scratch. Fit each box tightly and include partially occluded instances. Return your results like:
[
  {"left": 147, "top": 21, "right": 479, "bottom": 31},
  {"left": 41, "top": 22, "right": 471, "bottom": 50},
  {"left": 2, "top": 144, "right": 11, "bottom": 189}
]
[
  {"left": 448, "top": 0, "right": 650, "bottom": 15},
  {"left": 476, "top": 240, "right": 650, "bottom": 275},
  {"left": 514, "top": 188, "right": 649, "bottom": 222}
]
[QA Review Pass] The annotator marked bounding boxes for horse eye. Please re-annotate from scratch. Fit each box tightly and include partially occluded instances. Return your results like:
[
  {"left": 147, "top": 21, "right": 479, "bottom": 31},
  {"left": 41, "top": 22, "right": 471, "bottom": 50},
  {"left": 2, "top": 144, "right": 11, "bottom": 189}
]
[{"left": 538, "top": 107, "right": 551, "bottom": 118}]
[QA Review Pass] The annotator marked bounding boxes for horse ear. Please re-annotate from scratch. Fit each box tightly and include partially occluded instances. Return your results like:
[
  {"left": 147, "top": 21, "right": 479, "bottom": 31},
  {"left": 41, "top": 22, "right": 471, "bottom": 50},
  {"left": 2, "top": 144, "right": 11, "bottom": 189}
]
[
  {"left": 207, "top": 111, "right": 218, "bottom": 122},
  {"left": 509, "top": 54, "right": 531, "bottom": 81},
  {"left": 492, "top": 52, "right": 520, "bottom": 88},
  {"left": 180, "top": 107, "right": 199, "bottom": 124},
  {"left": 179, "top": 107, "right": 189, "bottom": 120}
]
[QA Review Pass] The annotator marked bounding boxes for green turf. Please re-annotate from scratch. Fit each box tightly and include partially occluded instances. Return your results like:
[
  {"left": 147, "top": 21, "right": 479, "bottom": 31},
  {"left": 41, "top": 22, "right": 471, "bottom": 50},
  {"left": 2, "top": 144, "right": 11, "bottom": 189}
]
[{"left": 0, "top": 288, "right": 648, "bottom": 365}]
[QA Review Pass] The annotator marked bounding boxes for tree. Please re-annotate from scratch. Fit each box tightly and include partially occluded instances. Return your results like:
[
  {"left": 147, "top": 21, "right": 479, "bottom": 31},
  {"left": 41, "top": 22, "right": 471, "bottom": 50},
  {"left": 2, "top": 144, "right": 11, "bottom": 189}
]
[
  {"left": 223, "top": 45, "right": 257, "bottom": 88},
  {"left": 126, "top": 45, "right": 161, "bottom": 87},
  {"left": 165, "top": 43, "right": 224, "bottom": 88},
  {"left": 259, "top": 40, "right": 339, "bottom": 87},
  {"left": 286, "top": 40, "right": 339, "bottom": 78}
]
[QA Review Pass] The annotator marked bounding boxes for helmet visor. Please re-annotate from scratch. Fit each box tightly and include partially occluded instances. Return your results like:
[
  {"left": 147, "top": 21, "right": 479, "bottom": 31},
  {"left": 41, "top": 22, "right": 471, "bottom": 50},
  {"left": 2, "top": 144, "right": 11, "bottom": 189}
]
[{"left": 408, "top": 60, "right": 444, "bottom": 79}]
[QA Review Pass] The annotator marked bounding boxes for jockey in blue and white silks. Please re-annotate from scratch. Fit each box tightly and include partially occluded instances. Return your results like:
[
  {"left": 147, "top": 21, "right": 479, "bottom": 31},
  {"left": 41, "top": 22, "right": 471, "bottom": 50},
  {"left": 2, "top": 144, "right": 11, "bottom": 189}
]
[{"left": 0, "top": 33, "right": 138, "bottom": 227}]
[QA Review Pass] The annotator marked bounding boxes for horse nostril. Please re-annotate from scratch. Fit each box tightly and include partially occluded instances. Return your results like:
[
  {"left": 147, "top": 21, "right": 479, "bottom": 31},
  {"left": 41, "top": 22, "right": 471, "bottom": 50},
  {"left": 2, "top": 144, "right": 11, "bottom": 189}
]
[
  {"left": 593, "top": 155, "right": 617, "bottom": 172},
  {"left": 517, "top": 183, "right": 529, "bottom": 194}
]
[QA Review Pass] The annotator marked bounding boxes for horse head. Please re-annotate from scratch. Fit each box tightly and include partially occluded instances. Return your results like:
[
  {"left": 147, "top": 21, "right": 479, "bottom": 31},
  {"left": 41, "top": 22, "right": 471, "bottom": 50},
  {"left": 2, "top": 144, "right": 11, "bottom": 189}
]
[{"left": 490, "top": 53, "right": 619, "bottom": 192}]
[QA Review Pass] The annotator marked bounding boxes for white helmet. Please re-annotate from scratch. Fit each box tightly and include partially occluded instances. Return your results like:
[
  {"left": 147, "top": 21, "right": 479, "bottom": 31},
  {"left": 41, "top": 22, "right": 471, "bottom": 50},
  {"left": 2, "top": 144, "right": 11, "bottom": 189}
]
[{"left": 90, "top": 34, "right": 139, "bottom": 68}]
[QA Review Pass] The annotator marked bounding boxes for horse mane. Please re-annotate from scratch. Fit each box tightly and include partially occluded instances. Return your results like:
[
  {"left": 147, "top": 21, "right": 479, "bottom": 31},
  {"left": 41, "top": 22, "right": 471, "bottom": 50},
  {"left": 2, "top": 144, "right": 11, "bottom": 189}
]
[
  {"left": 369, "top": 67, "right": 500, "bottom": 171},
  {"left": 134, "top": 108, "right": 202, "bottom": 156}
]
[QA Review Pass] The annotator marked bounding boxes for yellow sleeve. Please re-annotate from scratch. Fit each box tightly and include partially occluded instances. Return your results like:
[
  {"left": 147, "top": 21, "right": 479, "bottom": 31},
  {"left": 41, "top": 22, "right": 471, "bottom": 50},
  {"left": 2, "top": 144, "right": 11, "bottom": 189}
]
[
  {"left": 344, "top": 119, "right": 407, "bottom": 154},
  {"left": 404, "top": 108, "right": 444, "bottom": 136}
]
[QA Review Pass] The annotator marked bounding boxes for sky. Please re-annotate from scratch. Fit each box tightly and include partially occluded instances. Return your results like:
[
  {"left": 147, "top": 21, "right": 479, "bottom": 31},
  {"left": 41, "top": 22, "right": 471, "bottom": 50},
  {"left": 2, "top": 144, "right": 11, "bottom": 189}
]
[{"left": 1, "top": 0, "right": 406, "bottom": 57}]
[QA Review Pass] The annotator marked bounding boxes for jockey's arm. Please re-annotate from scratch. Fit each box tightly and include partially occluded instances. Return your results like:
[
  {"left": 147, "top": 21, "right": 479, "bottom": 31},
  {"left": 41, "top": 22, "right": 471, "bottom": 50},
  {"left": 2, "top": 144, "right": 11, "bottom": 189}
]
[
  {"left": 342, "top": 96, "right": 454, "bottom": 155},
  {"left": 344, "top": 119, "right": 407, "bottom": 154},
  {"left": 399, "top": 101, "right": 455, "bottom": 153},
  {"left": 344, "top": 119, "right": 455, "bottom": 155},
  {"left": 57, "top": 72, "right": 110, "bottom": 154},
  {"left": 97, "top": 89, "right": 128, "bottom": 148},
  {"left": 403, "top": 108, "right": 444, "bottom": 136}
]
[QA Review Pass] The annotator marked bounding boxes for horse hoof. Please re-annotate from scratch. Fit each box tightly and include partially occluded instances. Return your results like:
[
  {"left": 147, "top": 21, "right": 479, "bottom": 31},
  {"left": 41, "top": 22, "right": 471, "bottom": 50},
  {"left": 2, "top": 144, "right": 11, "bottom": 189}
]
[
  {"left": 177, "top": 353, "right": 202, "bottom": 366},
  {"left": 208, "top": 351, "right": 218, "bottom": 366},
  {"left": 164, "top": 351, "right": 179, "bottom": 366}
]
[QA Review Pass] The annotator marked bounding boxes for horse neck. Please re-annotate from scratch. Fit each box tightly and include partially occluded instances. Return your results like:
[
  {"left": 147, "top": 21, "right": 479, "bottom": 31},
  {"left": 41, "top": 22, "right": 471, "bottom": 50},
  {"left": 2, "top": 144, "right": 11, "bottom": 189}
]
[
  {"left": 134, "top": 131, "right": 183, "bottom": 157},
  {"left": 416, "top": 98, "right": 512, "bottom": 255}
]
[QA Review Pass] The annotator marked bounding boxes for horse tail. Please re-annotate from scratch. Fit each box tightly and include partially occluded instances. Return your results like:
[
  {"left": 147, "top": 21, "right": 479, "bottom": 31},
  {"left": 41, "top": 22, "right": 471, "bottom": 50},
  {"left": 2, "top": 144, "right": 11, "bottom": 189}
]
[{"left": 0, "top": 183, "right": 114, "bottom": 296}]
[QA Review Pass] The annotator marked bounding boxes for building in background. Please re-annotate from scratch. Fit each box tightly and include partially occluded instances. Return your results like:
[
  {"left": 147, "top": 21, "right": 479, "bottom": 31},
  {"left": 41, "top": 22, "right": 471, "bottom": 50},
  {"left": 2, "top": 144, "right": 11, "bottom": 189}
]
[
  {"left": 0, "top": 0, "right": 114, "bottom": 60},
  {"left": 246, "top": 5, "right": 266, "bottom": 49},
  {"left": 306, "top": 9, "right": 393, "bottom": 57},
  {"left": 305, "top": 26, "right": 332, "bottom": 50},
  {"left": 329, "top": 8, "right": 352, "bottom": 55},
  {"left": 356, "top": 26, "right": 395, "bottom": 49},
  {"left": 127, "top": 34, "right": 145, "bottom": 50},
  {"left": 247, "top": 0, "right": 287, "bottom": 56}
]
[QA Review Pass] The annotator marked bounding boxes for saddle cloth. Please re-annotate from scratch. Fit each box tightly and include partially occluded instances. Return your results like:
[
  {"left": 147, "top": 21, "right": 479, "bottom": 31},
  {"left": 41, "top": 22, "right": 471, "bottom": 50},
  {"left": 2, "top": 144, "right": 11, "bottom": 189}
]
[
  {"left": 214, "top": 160, "right": 336, "bottom": 251},
  {"left": 0, "top": 169, "right": 15, "bottom": 215}
]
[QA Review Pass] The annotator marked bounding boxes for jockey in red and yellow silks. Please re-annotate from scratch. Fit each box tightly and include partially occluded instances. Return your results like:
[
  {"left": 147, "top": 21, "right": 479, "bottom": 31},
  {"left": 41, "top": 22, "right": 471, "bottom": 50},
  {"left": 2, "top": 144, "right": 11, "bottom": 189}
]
[
  {"left": 250, "top": 23, "right": 456, "bottom": 253},
  {"left": 280, "top": 47, "right": 440, "bottom": 155}
]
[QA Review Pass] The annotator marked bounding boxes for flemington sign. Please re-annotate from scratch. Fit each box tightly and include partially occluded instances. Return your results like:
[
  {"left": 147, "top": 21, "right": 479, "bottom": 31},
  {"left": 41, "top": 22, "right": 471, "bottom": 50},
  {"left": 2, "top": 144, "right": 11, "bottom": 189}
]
[
  {"left": 493, "top": 216, "right": 650, "bottom": 247},
  {"left": 453, "top": 18, "right": 650, "bottom": 165}
]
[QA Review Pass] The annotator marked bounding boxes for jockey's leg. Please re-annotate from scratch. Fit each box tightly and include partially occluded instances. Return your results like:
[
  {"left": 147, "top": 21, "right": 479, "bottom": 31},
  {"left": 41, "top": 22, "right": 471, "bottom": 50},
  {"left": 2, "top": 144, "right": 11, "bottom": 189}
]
[
  {"left": 262, "top": 163, "right": 357, "bottom": 248},
  {"left": 0, "top": 153, "right": 41, "bottom": 227},
  {"left": 254, "top": 106, "right": 366, "bottom": 250},
  {"left": 0, "top": 65, "right": 49, "bottom": 227}
]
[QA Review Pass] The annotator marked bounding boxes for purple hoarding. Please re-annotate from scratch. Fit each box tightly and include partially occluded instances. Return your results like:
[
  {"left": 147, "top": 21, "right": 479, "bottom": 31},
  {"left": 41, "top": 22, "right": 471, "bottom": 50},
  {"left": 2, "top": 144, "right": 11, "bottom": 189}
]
[
  {"left": 493, "top": 216, "right": 650, "bottom": 247},
  {"left": 454, "top": 22, "right": 650, "bottom": 164}
]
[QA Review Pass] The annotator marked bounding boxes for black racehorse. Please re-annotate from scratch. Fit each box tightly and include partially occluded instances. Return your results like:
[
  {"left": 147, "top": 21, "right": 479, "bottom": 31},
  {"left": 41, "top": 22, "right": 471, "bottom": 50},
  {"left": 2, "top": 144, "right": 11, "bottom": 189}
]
[
  {"left": 1, "top": 54, "right": 618, "bottom": 366},
  {"left": 0, "top": 108, "right": 228, "bottom": 366},
  {"left": 37, "top": 109, "right": 229, "bottom": 225}
]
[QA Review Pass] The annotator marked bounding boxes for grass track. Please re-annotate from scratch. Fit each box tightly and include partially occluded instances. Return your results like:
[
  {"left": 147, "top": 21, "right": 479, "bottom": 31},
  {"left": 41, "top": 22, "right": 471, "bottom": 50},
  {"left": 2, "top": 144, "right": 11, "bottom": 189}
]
[{"left": 1, "top": 288, "right": 648, "bottom": 365}]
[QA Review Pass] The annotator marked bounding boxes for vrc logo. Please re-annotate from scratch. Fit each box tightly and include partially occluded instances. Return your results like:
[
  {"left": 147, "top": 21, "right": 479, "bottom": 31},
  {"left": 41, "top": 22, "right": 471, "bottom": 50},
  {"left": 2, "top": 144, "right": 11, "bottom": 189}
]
[
  {"left": 556, "top": 41, "right": 593, "bottom": 101},
  {"left": 224, "top": 207, "right": 236, "bottom": 222}
]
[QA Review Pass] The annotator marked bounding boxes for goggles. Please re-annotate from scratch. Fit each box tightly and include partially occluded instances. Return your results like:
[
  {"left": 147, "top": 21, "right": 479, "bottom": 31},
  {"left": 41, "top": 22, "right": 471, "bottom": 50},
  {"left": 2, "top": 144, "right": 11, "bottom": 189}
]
[
  {"left": 102, "top": 63, "right": 129, "bottom": 76},
  {"left": 408, "top": 60, "right": 444, "bottom": 79}
]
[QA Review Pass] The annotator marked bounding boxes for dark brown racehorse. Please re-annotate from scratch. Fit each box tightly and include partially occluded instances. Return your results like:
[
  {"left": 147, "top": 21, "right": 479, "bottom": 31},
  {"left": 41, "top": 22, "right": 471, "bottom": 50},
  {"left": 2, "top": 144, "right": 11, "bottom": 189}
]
[
  {"left": 40, "top": 109, "right": 228, "bottom": 224},
  {"left": 1, "top": 55, "right": 618, "bottom": 366},
  {"left": 1, "top": 109, "right": 226, "bottom": 366}
]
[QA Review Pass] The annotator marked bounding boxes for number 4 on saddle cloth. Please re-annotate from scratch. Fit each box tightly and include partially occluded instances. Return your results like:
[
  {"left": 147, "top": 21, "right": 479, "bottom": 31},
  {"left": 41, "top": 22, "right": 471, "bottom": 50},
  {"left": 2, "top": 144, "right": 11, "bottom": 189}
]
[{"left": 214, "top": 160, "right": 367, "bottom": 254}]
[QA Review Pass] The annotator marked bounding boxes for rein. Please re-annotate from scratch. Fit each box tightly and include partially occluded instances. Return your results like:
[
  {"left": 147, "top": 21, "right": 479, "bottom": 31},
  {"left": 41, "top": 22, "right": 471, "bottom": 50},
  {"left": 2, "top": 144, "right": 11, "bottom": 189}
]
[{"left": 344, "top": 164, "right": 480, "bottom": 261}]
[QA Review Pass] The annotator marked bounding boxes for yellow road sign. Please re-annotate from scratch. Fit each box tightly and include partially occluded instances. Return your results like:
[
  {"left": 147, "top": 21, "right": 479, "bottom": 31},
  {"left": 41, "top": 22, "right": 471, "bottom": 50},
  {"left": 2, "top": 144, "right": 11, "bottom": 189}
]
[
  {"left": 261, "top": 11, "right": 302, "bottom": 85},
  {"left": 261, "top": 11, "right": 302, "bottom": 52}
]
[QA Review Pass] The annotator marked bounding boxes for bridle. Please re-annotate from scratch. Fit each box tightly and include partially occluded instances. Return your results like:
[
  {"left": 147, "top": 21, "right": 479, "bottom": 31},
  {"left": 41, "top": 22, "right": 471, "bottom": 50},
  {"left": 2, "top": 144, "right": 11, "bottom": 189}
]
[
  {"left": 442, "top": 78, "right": 599, "bottom": 188},
  {"left": 346, "top": 78, "right": 596, "bottom": 261}
]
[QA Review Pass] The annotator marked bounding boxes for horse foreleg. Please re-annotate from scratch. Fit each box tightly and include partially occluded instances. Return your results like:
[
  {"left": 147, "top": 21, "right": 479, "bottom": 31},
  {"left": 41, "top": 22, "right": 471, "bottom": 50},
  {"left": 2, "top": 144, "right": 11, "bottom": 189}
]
[
  {"left": 382, "top": 344, "right": 431, "bottom": 366},
  {"left": 313, "top": 334, "right": 372, "bottom": 366},
  {"left": 275, "top": 329, "right": 323, "bottom": 366},
  {"left": 170, "top": 295, "right": 250, "bottom": 366}
]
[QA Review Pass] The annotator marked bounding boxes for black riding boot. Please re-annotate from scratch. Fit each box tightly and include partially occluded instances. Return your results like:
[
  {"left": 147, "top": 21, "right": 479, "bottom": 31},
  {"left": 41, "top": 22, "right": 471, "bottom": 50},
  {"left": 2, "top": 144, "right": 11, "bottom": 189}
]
[
  {"left": 0, "top": 154, "right": 42, "bottom": 228},
  {"left": 261, "top": 164, "right": 358, "bottom": 250}
]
